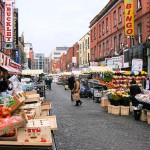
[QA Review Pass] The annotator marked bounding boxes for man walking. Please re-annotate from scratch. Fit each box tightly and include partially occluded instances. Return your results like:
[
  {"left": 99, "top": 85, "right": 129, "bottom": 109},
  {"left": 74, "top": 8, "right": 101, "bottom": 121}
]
[
  {"left": 68, "top": 74, "right": 75, "bottom": 101},
  {"left": 48, "top": 78, "right": 52, "bottom": 90}
]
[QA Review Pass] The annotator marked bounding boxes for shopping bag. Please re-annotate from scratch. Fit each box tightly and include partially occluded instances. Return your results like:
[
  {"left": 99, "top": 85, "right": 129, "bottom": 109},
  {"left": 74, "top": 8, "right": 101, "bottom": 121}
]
[{"left": 72, "top": 93, "right": 80, "bottom": 101}]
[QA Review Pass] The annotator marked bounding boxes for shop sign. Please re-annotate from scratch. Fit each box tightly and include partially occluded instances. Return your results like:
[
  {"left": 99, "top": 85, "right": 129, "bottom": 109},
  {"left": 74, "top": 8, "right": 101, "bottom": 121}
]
[
  {"left": 124, "top": 0, "right": 134, "bottom": 36},
  {"left": 132, "top": 59, "right": 143, "bottom": 71},
  {"left": 5, "top": 1, "right": 14, "bottom": 43},
  {"left": 3, "top": 0, "right": 15, "bottom": 2},
  {"left": 105, "top": 56, "right": 124, "bottom": 69},
  {"left": 0, "top": 52, "right": 10, "bottom": 66},
  {"left": 90, "top": 62, "right": 98, "bottom": 66},
  {"left": 72, "top": 57, "right": 76, "bottom": 63},
  {"left": 14, "top": 9, "right": 18, "bottom": 48}
]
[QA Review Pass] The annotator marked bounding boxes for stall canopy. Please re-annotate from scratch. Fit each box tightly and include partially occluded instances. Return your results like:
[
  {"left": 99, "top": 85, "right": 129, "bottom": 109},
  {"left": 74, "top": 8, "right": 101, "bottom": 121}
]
[
  {"left": 87, "top": 66, "right": 113, "bottom": 73},
  {"left": 0, "top": 65, "right": 21, "bottom": 75},
  {"left": 22, "top": 70, "right": 43, "bottom": 76}
]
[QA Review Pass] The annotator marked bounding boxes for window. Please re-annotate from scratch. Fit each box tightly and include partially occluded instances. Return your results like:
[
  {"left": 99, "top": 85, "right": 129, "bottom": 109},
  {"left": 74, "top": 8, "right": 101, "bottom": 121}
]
[
  {"left": 88, "top": 37, "right": 89, "bottom": 49},
  {"left": 99, "top": 24, "right": 101, "bottom": 37},
  {"left": 114, "top": 36, "right": 117, "bottom": 51},
  {"left": 91, "top": 30, "right": 93, "bottom": 41},
  {"left": 137, "top": 0, "right": 142, "bottom": 9},
  {"left": 83, "top": 42, "right": 84, "bottom": 51},
  {"left": 131, "top": 36, "right": 134, "bottom": 47},
  {"left": 94, "top": 27, "right": 96, "bottom": 39},
  {"left": 85, "top": 39, "right": 87, "bottom": 50},
  {"left": 94, "top": 46, "right": 96, "bottom": 59},
  {"left": 118, "top": 7, "right": 122, "bottom": 23},
  {"left": 106, "top": 18, "right": 109, "bottom": 32},
  {"left": 113, "top": 11, "right": 117, "bottom": 26},
  {"left": 102, "top": 43, "right": 105, "bottom": 57},
  {"left": 119, "top": 34, "right": 122, "bottom": 50},
  {"left": 102, "top": 21, "right": 104, "bottom": 35},
  {"left": 106, "top": 41, "right": 109, "bottom": 55},
  {"left": 137, "top": 23, "right": 142, "bottom": 43},
  {"left": 99, "top": 44, "right": 101, "bottom": 57}
]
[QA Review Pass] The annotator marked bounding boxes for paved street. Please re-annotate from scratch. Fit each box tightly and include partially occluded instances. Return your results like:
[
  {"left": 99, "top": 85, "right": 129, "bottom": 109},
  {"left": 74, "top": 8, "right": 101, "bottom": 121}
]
[{"left": 47, "top": 83, "right": 150, "bottom": 150}]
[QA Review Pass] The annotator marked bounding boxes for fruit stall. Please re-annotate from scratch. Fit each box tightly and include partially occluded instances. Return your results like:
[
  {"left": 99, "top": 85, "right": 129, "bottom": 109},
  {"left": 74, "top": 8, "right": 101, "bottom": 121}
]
[
  {"left": 0, "top": 76, "right": 58, "bottom": 149},
  {"left": 100, "top": 70, "right": 150, "bottom": 124}
]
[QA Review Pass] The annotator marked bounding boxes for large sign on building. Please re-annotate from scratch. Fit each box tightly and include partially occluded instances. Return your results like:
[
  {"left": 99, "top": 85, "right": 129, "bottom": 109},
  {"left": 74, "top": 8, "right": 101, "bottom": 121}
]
[
  {"left": 124, "top": 0, "right": 134, "bottom": 36},
  {"left": 3, "top": 0, "right": 15, "bottom": 49}
]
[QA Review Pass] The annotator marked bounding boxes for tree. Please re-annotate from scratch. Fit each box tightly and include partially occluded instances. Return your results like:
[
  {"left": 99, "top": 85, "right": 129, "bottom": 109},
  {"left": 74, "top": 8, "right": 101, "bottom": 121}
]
[{"left": 20, "top": 50, "right": 27, "bottom": 68}]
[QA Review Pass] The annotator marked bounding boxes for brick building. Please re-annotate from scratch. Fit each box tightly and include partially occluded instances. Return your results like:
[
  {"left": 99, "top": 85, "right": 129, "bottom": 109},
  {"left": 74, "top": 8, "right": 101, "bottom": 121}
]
[
  {"left": 66, "top": 47, "right": 74, "bottom": 71},
  {"left": 90, "top": 0, "right": 150, "bottom": 72}
]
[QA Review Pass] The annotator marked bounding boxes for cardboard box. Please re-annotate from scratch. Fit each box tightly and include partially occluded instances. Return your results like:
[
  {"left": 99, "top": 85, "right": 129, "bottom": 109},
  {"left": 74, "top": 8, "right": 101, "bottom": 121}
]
[
  {"left": 111, "top": 106, "right": 120, "bottom": 115},
  {"left": 120, "top": 106, "right": 129, "bottom": 115}
]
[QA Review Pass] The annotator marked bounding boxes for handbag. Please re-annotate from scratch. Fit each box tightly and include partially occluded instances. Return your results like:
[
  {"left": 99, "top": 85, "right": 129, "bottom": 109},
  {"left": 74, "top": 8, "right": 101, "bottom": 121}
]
[{"left": 72, "top": 93, "right": 80, "bottom": 101}]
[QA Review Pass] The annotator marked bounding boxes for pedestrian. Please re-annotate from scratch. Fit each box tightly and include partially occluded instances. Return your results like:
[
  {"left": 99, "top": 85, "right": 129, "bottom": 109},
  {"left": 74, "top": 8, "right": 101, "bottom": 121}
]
[
  {"left": 72, "top": 78, "right": 82, "bottom": 106},
  {"left": 130, "top": 79, "right": 142, "bottom": 106},
  {"left": 48, "top": 78, "right": 52, "bottom": 90},
  {"left": 144, "top": 76, "right": 150, "bottom": 90},
  {"left": 68, "top": 74, "right": 75, "bottom": 101}
]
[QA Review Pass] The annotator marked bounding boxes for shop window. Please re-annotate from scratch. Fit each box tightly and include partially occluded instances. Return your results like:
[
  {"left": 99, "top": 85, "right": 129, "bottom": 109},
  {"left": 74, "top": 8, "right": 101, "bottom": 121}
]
[
  {"left": 137, "top": 23, "right": 142, "bottom": 43},
  {"left": 99, "top": 24, "right": 101, "bottom": 37},
  {"left": 113, "top": 11, "right": 117, "bottom": 26},
  {"left": 118, "top": 7, "right": 122, "bottom": 23}
]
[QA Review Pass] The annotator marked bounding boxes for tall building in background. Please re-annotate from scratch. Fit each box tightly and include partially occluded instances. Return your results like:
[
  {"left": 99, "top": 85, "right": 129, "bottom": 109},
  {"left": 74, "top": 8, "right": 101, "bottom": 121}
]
[
  {"left": 50, "top": 46, "right": 70, "bottom": 73},
  {"left": 24, "top": 43, "right": 34, "bottom": 69},
  {"left": 44, "top": 57, "right": 50, "bottom": 73},
  {"left": 34, "top": 53, "right": 44, "bottom": 70}
]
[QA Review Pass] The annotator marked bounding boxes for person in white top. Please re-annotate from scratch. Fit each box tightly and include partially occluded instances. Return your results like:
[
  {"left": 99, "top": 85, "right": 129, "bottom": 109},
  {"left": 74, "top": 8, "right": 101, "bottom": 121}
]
[{"left": 144, "top": 77, "right": 150, "bottom": 90}]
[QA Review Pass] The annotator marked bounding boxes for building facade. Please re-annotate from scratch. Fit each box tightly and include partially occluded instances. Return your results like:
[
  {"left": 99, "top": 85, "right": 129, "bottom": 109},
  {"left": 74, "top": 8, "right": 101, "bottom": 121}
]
[
  {"left": 90, "top": 0, "right": 150, "bottom": 72},
  {"left": 44, "top": 57, "right": 50, "bottom": 74},
  {"left": 50, "top": 46, "right": 69, "bottom": 73},
  {"left": 79, "top": 32, "right": 90, "bottom": 67},
  {"left": 24, "top": 43, "right": 34, "bottom": 69},
  {"left": 34, "top": 53, "right": 44, "bottom": 70}
]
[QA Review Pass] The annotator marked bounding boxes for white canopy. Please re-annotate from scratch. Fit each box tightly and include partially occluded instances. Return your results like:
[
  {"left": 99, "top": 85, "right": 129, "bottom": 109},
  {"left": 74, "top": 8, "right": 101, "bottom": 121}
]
[
  {"left": 22, "top": 70, "right": 43, "bottom": 76},
  {"left": 87, "top": 66, "right": 113, "bottom": 73}
]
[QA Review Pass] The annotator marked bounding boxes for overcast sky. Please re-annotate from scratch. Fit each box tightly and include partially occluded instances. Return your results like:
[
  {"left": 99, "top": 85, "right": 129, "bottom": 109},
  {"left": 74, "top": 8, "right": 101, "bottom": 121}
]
[{"left": 15, "top": 0, "right": 109, "bottom": 56}]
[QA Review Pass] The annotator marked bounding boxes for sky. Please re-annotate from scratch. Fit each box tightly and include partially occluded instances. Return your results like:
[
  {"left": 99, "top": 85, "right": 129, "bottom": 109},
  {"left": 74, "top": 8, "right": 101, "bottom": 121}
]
[{"left": 15, "top": 0, "right": 109, "bottom": 56}]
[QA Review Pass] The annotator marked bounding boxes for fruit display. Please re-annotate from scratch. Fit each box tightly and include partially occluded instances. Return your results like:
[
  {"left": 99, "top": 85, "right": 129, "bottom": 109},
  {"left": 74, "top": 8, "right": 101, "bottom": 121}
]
[{"left": 0, "top": 106, "right": 11, "bottom": 120}]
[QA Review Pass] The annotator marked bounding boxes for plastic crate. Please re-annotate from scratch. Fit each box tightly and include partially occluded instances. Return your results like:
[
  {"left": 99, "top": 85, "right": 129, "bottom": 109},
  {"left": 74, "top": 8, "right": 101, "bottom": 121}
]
[
  {"left": 111, "top": 106, "right": 120, "bottom": 115},
  {"left": 120, "top": 106, "right": 129, "bottom": 115}
]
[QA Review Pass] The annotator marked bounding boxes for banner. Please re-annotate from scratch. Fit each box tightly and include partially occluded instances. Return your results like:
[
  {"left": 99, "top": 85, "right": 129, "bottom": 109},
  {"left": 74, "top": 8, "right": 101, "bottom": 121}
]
[
  {"left": 132, "top": 59, "right": 143, "bottom": 71},
  {"left": 124, "top": 0, "right": 134, "bottom": 36}
]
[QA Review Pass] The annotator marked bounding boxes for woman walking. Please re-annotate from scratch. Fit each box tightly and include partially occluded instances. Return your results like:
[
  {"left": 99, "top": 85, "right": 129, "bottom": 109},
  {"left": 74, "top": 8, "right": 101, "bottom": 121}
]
[{"left": 72, "top": 78, "right": 82, "bottom": 106}]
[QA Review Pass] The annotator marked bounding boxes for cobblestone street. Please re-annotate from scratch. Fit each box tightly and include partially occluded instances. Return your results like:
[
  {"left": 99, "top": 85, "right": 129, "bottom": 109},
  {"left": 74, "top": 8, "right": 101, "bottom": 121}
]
[{"left": 47, "top": 83, "right": 150, "bottom": 150}]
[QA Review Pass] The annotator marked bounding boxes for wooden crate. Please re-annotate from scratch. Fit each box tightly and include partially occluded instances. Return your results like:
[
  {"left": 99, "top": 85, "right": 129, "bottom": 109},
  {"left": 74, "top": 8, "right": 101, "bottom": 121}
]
[
  {"left": 41, "top": 109, "right": 50, "bottom": 116},
  {"left": 111, "top": 106, "right": 120, "bottom": 115},
  {"left": 34, "top": 116, "right": 58, "bottom": 131},
  {"left": 120, "top": 106, "right": 129, "bottom": 115},
  {"left": 25, "top": 91, "right": 37, "bottom": 95},
  {"left": 24, "top": 109, "right": 36, "bottom": 120},
  {"left": 108, "top": 105, "right": 112, "bottom": 114},
  {"left": 140, "top": 110, "right": 147, "bottom": 122},
  {"left": 17, "top": 126, "right": 52, "bottom": 146},
  {"left": 25, "top": 94, "right": 40, "bottom": 103},
  {"left": 41, "top": 102, "right": 51, "bottom": 110},
  {"left": 19, "top": 102, "right": 41, "bottom": 117},
  {"left": 101, "top": 97, "right": 109, "bottom": 107},
  {"left": 0, "top": 129, "right": 17, "bottom": 141}
]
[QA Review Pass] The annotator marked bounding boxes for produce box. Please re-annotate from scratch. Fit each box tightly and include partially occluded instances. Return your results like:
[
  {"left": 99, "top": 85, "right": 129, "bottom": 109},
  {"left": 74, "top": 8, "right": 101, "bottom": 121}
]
[
  {"left": 34, "top": 116, "right": 58, "bottom": 131},
  {"left": 25, "top": 91, "right": 37, "bottom": 95},
  {"left": 17, "top": 126, "right": 52, "bottom": 145},
  {"left": 41, "top": 102, "right": 51, "bottom": 110},
  {"left": 24, "top": 109, "right": 36, "bottom": 120},
  {"left": 19, "top": 102, "right": 41, "bottom": 117},
  {"left": 0, "top": 116, "right": 26, "bottom": 136},
  {"left": 108, "top": 105, "right": 112, "bottom": 114},
  {"left": 7, "top": 99, "right": 22, "bottom": 113},
  {"left": 140, "top": 110, "right": 147, "bottom": 122},
  {"left": 120, "top": 106, "right": 129, "bottom": 115},
  {"left": 101, "top": 97, "right": 109, "bottom": 107},
  {"left": 0, "top": 129, "right": 17, "bottom": 141},
  {"left": 25, "top": 94, "right": 40, "bottom": 103},
  {"left": 147, "top": 111, "right": 150, "bottom": 124},
  {"left": 111, "top": 106, "right": 120, "bottom": 115}
]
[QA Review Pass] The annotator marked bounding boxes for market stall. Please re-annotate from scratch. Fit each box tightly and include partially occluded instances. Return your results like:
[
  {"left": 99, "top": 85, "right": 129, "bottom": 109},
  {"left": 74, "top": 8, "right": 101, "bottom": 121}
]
[
  {"left": 0, "top": 76, "right": 58, "bottom": 149},
  {"left": 22, "top": 70, "right": 43, "bottom": 76}
]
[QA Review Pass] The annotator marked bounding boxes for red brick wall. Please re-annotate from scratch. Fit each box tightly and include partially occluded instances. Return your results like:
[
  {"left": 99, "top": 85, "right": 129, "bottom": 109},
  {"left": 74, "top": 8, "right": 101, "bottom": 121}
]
[
  {"left": 66, "top": 47, "right": 74, "bottom": 71},
  {"left": 73, "top": 42, "right": 79, "bottom": 67},
  {"left": 90, "top": 0, "right": 150, "bottom": 60}
]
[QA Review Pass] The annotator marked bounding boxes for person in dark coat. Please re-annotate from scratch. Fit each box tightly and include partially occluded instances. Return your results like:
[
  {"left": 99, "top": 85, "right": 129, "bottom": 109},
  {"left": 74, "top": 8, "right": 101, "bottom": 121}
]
[
  {"left": 130, "top": 80, "right": 142, "bottom": 106},
  {"left": 144, "top": 77, "right": 150, "bottom": 90},
  {"left": 48, "top": 78, "right": 52, "bottom": 90},
  {"left": 68, "top": 74, "right": 75, "bottom": 101}
]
